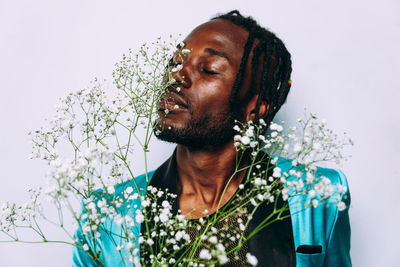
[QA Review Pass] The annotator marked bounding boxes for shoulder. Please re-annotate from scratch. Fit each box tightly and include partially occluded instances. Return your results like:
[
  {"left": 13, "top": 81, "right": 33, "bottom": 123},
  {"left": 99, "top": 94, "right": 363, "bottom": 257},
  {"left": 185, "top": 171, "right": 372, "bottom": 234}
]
[
  {"left": 112, "top": 170, "right": 156, "bottom": 196},
  {"left": 276, "top": 157, "right": 349, "bottom": 198},
  {"left": 277, "top": 157, "right": 351, "bottom": 265}
]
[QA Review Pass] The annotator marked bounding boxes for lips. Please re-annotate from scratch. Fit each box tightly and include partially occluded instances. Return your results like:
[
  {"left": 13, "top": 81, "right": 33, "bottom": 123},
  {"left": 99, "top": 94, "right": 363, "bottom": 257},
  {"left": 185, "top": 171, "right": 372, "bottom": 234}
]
[{"left": 158, "top": 92, "right": 188, "bottom": 111}]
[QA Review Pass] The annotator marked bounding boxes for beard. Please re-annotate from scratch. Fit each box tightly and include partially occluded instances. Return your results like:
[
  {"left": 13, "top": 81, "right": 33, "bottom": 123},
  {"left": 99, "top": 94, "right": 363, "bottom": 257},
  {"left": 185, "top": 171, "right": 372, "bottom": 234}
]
[{"left": 154, "top": 109, "right": 242, "bottom": 150}]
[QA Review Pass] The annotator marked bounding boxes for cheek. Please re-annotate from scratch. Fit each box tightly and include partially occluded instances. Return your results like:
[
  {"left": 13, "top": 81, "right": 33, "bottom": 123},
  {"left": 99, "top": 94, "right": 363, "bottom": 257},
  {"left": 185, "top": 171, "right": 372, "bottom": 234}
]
[
  {"left": 189, "top": 78, "right": 235, "bottom": 114},
  {"left": 193, "top": 95, "right": 231, "bottom": 117}
]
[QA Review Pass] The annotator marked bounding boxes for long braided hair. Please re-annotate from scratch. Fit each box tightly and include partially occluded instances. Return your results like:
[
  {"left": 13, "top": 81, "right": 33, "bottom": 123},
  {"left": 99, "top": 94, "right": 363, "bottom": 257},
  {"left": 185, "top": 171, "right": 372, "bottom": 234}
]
[{"left": 213, "top": 10, "right": 292, "bottom": 127}]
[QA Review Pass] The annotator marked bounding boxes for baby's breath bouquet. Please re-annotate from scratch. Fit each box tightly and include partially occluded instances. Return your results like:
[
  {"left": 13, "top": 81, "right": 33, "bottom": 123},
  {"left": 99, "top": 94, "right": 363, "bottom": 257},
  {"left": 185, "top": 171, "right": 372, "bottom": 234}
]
[{"left": 0, "top": 37, "right": 352, "bottom": 266}]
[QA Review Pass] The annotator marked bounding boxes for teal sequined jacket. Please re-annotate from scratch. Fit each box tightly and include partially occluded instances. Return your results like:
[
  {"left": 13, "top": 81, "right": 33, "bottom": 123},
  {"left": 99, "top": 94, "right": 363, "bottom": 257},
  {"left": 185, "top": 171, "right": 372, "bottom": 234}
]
[{"left": 73, "top": 156, "right": 351, "bottom": 267}]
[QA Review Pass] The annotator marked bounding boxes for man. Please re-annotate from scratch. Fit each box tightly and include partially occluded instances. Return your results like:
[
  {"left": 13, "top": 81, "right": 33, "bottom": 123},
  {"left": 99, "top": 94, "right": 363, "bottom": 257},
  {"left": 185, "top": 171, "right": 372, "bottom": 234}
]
[{"left": 73, "top": 10, "right": 351, "bottom": 266}]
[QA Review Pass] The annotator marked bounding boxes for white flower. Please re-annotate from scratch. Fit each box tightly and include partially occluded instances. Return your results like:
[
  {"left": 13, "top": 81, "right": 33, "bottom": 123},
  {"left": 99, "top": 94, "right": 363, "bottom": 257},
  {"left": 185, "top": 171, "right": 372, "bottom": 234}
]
[
  {"left": 161, "top": 200, "right": 170, "bottom": 208},
  {"left": 133, "top": 256, "right": 141, "bottom": 266},
  {"left": 147, "top": 239, "right": 154, "bottom": 246},
  {"left": 250, "top": 141, "right": 258, "bottom": 148},
  {"left": 171, "top": 65, "right": 183, "bottom": 73},
  {"left": 97, "top": 199, "right": 107, "bottom": 208},
  {"left": 87, "top": 202, "right": 96, "bottom": 210},
  {"left": 293, "top": 143, "right": 302, "bottom": 153},
  {"left": 282, "top": 188, "right": 289, "bottom": 201},
  {"left": 234, "top": 135, "right": 242, "bottom": 141},
  {"left": 269, "top": 123, "right": 282, "bottom": 132},
  {"left": 312, "top": 143, "right": 321, "bottom": 150},
  {"left": 246, "top": 253, "right": 258, "bottom": 266},
  {"left": 114, "top": 214, "right": 124, "bottom": 225},
  {"left": 245, "top": 128, "right": 254, "bottom": 137},
  {"left": 337, "top": 185, "right": 347, "bottom": 194},
  {"left": 270, "top": 123, "right": 278, "bottom": 130},
  {"left": 199, "top": 249, "right": 212, "bottom": 260},
  {"left": 241, "top": 136, "right": 250, "bottom": 145},
  {"left": 181, "top": 48, "right": 190, "bottom": 54},
  {"left": 308, "top": 190, "right": 316, "bottom": 198},
  {"left": 82, "top": 244, "right": 89, "bottom": 251},
  {"left": 337, "top": 201, "right": 346, "bottom": 211},
  {"left": 141, "top": 199, "right": 150, "bottom": 207},
  {"left": 216, "top": 243, "right": 225, "bottom": 252},
  {"left": 125, "top": 242, "right": 133, "bottom": 250},
  {"left": 107, "top": 186, "right": 115, "bottom": 194},
  {"left": 208, "top": 236, "right": 218, "bottom": 244},
  {"left": 233, "top": 125, "right": 241, "bottom": 132},
  {"left": 272, "top": 167, "right": 281, "bottom": 178},
  {"left": 125, "top": 186, "right": 133, "bottom": 194},
  {"left": 306, "top": 172, "right": 315, "bottom": 183},
  {"left": 175, "top": 231, "right": 184, "bottom": 241},
  {"left": 159, "top": 212, "right": 168, "bottom": 223},
  {"left": 183, "top": 233, "right": 190, "bottom": 242},
  {"left": 135, "top": 212, "right": 144, "bottom": 223},
  {"left": 312, "top": 199, "right": 319, "bottom": 208},
  {"left": 284, "top": 144, "right": 289, "bottom": 151},
  {"left": 218, "top": 254, "right": 229, "bottom": 265}
]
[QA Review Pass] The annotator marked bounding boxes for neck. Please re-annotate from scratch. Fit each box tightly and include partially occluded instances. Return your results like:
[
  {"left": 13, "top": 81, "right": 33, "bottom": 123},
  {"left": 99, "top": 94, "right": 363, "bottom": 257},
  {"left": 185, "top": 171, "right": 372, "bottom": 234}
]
[{"left": 176, "top": 141, "right": 247, "bottom": 218}]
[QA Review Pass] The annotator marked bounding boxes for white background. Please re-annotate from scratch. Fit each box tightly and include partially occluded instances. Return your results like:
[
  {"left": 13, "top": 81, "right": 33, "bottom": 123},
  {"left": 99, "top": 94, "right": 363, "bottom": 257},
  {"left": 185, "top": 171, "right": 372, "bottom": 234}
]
[{"left": 1, "top": 0, "right": 399, "bottom": 266}]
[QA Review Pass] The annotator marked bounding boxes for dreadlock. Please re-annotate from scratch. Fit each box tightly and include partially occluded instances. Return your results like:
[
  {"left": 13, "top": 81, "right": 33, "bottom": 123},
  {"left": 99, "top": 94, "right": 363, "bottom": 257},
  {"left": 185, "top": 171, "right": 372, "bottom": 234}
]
[{"left": 212, "top": 10, "right": 292, "bottom": 127}]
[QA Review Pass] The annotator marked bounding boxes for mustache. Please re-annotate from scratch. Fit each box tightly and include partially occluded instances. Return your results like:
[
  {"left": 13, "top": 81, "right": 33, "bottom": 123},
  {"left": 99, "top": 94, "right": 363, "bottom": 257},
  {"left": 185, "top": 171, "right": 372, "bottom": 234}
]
[{"left": 162, "top": 85, "right": 192, "bottom": 109}]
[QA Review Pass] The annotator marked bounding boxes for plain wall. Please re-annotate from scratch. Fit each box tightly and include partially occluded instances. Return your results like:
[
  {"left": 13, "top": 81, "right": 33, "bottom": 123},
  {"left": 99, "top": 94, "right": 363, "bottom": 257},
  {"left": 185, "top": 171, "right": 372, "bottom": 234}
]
[{"left": 0, "top": 0, "right": 399, "bottom": 266}]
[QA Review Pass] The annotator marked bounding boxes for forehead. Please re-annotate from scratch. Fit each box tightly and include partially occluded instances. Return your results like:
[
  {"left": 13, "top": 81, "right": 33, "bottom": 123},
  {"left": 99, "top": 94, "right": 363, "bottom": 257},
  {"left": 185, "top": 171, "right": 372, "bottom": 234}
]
[{"left": 184, "top": 19, "right": 249, "bottom": 65}]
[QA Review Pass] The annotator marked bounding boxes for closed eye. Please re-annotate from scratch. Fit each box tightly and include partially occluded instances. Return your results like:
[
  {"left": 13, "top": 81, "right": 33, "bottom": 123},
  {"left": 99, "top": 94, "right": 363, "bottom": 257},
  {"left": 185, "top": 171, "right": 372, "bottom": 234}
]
[{"left": 202, "top": 67, "right": 218, "bottom": 75}]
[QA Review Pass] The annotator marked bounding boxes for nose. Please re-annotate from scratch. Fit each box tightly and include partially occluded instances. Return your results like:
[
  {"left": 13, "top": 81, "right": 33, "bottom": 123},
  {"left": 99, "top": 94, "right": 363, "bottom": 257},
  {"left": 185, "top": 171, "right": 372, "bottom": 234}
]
[
  {"left": 170, "top": 52, "right": 192, "bottom": 89},
  {"left": 172, "top": 67, "right": 191, "bottom": 89}
]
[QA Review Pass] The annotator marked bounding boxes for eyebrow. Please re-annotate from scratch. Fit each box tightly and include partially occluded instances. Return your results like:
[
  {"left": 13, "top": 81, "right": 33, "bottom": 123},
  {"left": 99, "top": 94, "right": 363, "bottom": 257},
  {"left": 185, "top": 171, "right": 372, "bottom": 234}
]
[{"left": 204, "top": 48, "right": 230, "bottom": 62}]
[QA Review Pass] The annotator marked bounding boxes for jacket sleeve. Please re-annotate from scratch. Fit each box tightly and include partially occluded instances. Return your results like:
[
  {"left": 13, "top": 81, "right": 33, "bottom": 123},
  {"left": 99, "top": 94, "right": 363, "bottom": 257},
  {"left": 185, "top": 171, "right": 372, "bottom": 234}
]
[{"left": 324, "top": 170, "right": 352, "bottom": 267}]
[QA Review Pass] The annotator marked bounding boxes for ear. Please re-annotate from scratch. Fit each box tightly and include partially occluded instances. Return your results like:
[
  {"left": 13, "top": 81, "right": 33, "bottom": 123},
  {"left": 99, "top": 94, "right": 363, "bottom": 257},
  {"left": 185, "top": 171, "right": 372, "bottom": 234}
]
[{"left": 245, "top": 94, "right": 269, "bottom": 122}]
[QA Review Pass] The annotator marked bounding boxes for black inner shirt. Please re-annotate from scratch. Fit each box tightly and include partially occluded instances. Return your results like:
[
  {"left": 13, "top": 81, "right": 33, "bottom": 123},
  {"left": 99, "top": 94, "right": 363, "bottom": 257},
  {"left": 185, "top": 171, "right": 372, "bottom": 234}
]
[{"left": 140, "top": 149, "right": 296, "bottom": 266}]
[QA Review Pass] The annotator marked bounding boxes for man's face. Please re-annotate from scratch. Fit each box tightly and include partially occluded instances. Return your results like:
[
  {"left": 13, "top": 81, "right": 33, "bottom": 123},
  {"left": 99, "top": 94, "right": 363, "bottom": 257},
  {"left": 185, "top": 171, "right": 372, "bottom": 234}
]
[{"left": 155, "top": 19, "right": 250, "bottom": 150}]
